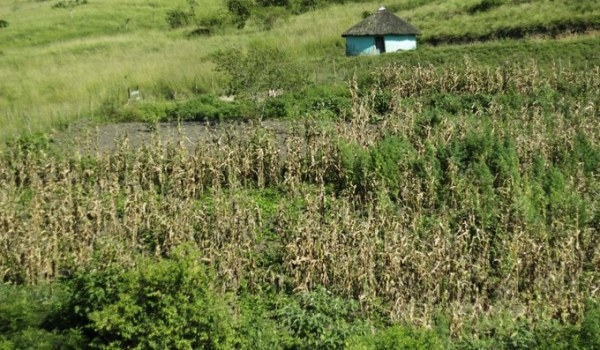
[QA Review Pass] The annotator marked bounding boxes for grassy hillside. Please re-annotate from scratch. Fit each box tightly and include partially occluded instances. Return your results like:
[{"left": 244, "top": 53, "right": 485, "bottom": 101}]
[
  {"left": 1, "top": 1, "right": 600, "bottom": 348},
  {"left": 1, "top": 57, "right": 599, "bottom": 348},
  {"left": 0, "top": 0, "right": 599, "bottom": 141}
]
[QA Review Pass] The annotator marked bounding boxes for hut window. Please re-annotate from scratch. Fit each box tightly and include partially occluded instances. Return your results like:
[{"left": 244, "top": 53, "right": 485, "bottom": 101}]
[{"left": 375, "top": 36, "right": 385, "bottom": 53}]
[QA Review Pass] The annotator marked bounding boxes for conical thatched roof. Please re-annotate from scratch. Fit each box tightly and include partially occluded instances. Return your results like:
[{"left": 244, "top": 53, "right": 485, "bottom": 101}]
[{"left": 341, "top": 7, "right": 420, "bottom": 37}]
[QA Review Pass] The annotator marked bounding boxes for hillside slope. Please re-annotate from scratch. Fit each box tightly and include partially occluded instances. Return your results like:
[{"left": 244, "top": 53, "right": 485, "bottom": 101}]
[
  {"left": 0, "top": 0, "right": 598, "bottom": 140},
  {"left": 1, "top": 1, "right": 600, "bottom": 348}
]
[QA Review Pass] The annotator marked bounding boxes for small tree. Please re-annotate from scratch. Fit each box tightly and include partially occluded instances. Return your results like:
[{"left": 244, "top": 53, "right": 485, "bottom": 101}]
[
  {"left": 212, "top": 41, "right": 307, "bottom": 100},
  {"left": 212, "top": 42, "right": 307, "bottom": 119},
  {"left": 226, "top": 0, "right": 254, "bottom": 29}
]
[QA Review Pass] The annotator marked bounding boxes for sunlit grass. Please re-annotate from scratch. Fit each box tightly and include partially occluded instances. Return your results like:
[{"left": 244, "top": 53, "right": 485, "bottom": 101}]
[{"left": 0, "top": 0, "right": 599, "bottom": 141}]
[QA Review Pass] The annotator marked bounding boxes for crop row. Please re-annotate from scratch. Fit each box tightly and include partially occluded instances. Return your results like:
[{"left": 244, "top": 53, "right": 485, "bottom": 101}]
[{"left": 1, "top": 62, "right": 599, "bottom": 334}]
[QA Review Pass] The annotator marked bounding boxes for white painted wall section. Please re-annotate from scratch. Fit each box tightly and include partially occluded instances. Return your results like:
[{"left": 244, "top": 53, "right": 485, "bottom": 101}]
[{"left": 384, "top": 35, "right": 417, "bottom": 51}]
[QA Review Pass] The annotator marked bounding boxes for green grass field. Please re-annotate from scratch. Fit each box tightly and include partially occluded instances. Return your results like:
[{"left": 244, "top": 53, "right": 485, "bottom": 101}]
[{"left": 1, "top": 0, "right": 599, "bottom": 141}]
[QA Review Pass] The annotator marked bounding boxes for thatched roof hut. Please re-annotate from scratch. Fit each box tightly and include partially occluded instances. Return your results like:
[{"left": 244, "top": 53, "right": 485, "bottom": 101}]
[{"left": 342, "top": 7, "right": 420, "bottom": 56}]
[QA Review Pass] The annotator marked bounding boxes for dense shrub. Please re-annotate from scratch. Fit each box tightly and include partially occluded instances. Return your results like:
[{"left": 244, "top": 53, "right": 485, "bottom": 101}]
[
  {"left": 453, "top": 317, "right": 582, "bottom": 350},
  {"left": 119, "top": 101, "right": 173, "bottom": 123},
  {"left": 165, "top": 0, "right": 197, "bottom": 29},
  {"left": 165, "top": 9, "right": 193, "bottom": 29},
  {"left": 274, "top": 287, "right": 370, "bottom": 349},
  {"left": 2, "top": 281, "right": 598, "bottom": 349},
  {"left": 300, "top": 85, "right": 351, "bottom": 117},
  {"left": 338, "top": 135, "right": 416, "bottom": 200},
  {"left": 232, "top": 294, "right": 291, "bottom": 349},
  {"left": 212, "top": 42, "right": 308, "bottom": 98},
  {"left": 226, "top": 0, "right": 253, "bottom": 29},
  {"left": 51, "top": 246, "right": 233, "bottom": 349},
  {"left": 424, "top": 93, "right": 494, "bottom": 115},
  {"left": 166, "top": 94, "right": 242, "bottom": 122},
  {"left": 234, "top": 287, "right": 374, "bottom": 349},
  {"left": 347, "top": 325, "right": 444, "bottom": 350},
  {"left": 580, "top": 299, "right": 600, "bottom": 349},
  {"left": 0, "top": 284, "right": 84, "bottom": 349},
  {"left": 468, "top": 0, "right": 504, "bottom": 14},
  {"left": 262, "top": 96, "right": 289, "bottom": 119},
  {"left": 101, "top": 95, "right": 244, "bottom": 124}
]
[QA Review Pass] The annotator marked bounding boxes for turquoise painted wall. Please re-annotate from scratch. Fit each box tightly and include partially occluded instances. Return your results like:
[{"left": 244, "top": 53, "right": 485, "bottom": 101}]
[
  {"left": 345, "top": 36, "right": 377, "bottom": 56},
  {"left": 345, "top": 35, "right": 417, "bottom": 56}
]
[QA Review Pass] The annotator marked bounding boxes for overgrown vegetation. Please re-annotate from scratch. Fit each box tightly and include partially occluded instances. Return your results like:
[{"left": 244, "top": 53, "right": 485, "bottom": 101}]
[
  {"left": 165, "top": 0, "right": 198, "bottom": 29},
  {"left": 1, "top": 0, "right": 600, "bottom": 347},
  {"left": 1, "top": 57, "right": 600, "bottom": 347},
  {"left": 51, "top": 0, "right": 88, "bottom": 10},
  {"left": 1, "top": 0, "right": 599, "bottom": 140}
]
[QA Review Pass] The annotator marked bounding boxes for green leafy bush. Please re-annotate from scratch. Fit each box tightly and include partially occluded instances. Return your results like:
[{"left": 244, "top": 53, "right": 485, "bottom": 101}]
[
  {"left": 347, "top": 325, "right": 444, "bottom": 350},
  {"left": 468, "top": 0, "right": 504, "bottom": 14},
  {"left": 226, "top": 0, "right": 253, "bottom": 29},
  {"left": 166, "top": 94, "right": 242, "bottom": 122},
  {"left": 338, "top": 135, "right": 416, "bottom": 200},
  {"left": 262, "top": 97, "right": 289, "bottom": 119},
  {"left": 300, "top": 85, "right": 351, "bottom": 117},
  {"left": 116, "top": 101, "right": 173, "bottom": 124},
  {"left": 0, "top": 284, "right": 84, "bottom": 349},
  {"left": 164, "top": 0, "right": 198, "bottom": 29},
  {"left": 454, "top": 317, "right": 581, "bottom": 350},
  {"left": 233, "top": 294, "right": 293, "bottom": 350},
  {"left": 373, "top": 89, "right": 393, "bottom": 115},
  {"left": 255, "top": 0, "right": 288, "bottom": 6},
  {"left": 101, "top": 95, "right": 244, "bottom": 124},
  {"left": 165, "top": 9, "right": 193, "bottom": 29},
  {"left": 274, "top": 287, "right": 370, "bottom": 349},
  {"left": 580, "top": 299, "right": 600, "bottom": 349},
  {"left": 424, "top": 93, "right": 494, "bottom": 115},
  {"left": 53, "top": 247, "right": 233, "bottom": 349}
]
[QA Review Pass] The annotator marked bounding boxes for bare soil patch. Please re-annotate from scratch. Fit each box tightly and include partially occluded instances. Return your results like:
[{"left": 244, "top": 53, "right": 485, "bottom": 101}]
[{"left": 57, "top": 119, "right": 298, "bottom": 154}]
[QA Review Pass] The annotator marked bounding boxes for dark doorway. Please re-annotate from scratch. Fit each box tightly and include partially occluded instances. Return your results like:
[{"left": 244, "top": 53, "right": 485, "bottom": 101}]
[{"left": 375, "top": 36, "right": 385, "bottom": 53}]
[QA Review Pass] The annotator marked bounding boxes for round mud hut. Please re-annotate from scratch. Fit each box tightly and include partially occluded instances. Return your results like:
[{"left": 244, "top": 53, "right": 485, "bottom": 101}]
[{"left": 342, "top": 7, "right": 420, "bottom": 56}]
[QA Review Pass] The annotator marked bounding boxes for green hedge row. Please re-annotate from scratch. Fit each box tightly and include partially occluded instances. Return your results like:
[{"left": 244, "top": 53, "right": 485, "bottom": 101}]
[{"left": 1, "top": 246, "right": 599, "bottom": 349}]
